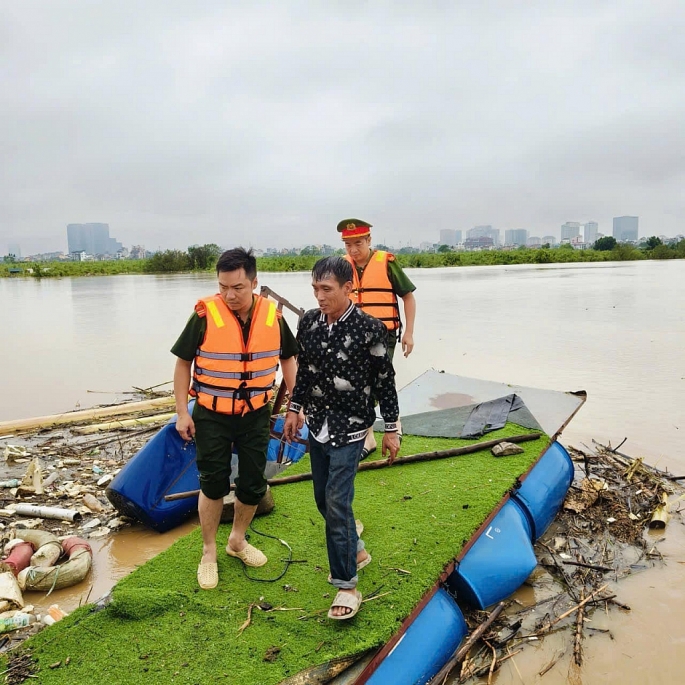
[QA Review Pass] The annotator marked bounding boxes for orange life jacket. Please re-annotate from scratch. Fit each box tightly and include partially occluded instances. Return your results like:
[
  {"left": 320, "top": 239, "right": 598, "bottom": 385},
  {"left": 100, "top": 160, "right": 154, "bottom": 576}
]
[
  {"left": 346, "top": 250, "right": 401, "bottom": 333},
  {"left": 190, "top": 295, "right": 281, "bottom": 415}
]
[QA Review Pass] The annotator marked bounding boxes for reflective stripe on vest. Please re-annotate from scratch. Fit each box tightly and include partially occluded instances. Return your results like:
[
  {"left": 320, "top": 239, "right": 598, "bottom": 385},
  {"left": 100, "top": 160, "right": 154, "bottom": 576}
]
[
  {"left": 194, "top": 364, "right": 279, "bottom": 380},
  {"left": 346, "top": 251, "right": 401, "bottom": 331},
  {"left": 191, "top": 295, "right": 281, "bottom": 415},
  {"left": 195, "top": 349, "right": 280, "bottom": 361}
]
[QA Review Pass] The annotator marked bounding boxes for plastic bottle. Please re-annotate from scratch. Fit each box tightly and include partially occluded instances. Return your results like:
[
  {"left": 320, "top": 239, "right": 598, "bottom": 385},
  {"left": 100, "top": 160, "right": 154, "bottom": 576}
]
[
  {"left": 0, "top": 613, "right": 37, "bottom": 634},
  {"left": 82, "top": 493, "right": 105, "bottom": 513},
  {"left": 0, "top": 479, "right": 20, "bottom": 488},
  {"left": 48, "top": 605, "right": 68, "bottom": 621}
]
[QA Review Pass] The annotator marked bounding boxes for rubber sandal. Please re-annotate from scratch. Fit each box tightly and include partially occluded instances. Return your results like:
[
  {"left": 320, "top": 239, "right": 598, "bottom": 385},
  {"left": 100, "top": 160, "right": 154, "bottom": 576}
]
[
  {"left": 197, "top": 562, "right": 218, "bottom": 590},
  {"left": 328, "top": 589, "right": 363, "bottom": 620},
  {"left": 226, "top": 543, "right": 267, "bottom": 568},
  {"left": 357, "top": 553, "right": 372, "bottom": 572},
  {"left": 359, "top": 446, "right": 376, "bottom": 461},
  {"left": 328, "top": 553, "right": 372, "bottom": 583}
]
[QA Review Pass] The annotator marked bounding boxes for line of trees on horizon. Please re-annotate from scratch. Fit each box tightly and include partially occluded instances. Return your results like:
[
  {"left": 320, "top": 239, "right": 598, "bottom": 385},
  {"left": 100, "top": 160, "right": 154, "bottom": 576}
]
[{"left": 2, "top": 237, "right": 684, "bottom": 278}]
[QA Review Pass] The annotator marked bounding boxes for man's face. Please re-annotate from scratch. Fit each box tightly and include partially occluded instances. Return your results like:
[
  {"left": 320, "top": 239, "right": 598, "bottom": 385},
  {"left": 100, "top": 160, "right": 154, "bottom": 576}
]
[
  {"left": 343, "top": 236, "right": 372, "bottom": 265},
  {"left": 218, "top": 268, "right": 257, "bottom": 311},
  {"left": 312, "top": 275, "right": 352, "bottom": 315}
]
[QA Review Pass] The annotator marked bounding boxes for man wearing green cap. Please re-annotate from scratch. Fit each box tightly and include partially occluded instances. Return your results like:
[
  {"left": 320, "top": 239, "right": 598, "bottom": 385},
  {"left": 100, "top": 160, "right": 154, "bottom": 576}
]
[{"left": 337, "top": 219, "right": 416, "bottom": 458}]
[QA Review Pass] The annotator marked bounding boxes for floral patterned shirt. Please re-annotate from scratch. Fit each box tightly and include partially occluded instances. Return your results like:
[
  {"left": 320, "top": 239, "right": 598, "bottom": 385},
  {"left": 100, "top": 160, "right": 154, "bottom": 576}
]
[{"left": 288, "top": 300, "right": 399, "bottom": 446}]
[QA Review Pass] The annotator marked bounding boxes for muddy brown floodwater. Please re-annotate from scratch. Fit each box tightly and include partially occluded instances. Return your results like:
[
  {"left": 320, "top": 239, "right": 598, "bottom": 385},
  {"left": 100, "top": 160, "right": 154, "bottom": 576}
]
[
  {"left": 464, "top": 522, "right": 685, "bottom": 685},
  {"left": 27, "top": 520, "right": 197, "bottom": 617},
  {"left": 1, "top": 260, "right": 683, "bottom": 683}
]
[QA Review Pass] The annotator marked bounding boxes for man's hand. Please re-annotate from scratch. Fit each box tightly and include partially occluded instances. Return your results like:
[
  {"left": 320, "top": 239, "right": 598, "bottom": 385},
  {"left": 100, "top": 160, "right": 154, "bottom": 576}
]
[
  {"left": 176, "top": 412, "right": 195, "bottom": 442},
  {"left": 283, "top": 411, "right": 300, "bottom": 443},
  {"left": 382, "top": 431, "right": 401, "bottom": 464},
  {"left": 401, "top": 331, "right": 414, "bottom": 357}
]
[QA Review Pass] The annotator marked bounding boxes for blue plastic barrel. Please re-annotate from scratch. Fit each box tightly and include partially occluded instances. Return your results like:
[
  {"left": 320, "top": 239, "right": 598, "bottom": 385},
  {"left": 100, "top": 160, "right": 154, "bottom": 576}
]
[
  {"left": 512, "top": 441, "right": 574, "bottom": 540},
  {"left": 446, "top": 499, "right": 536, "bottom": 609},
  {"left": 106, "top": 422, "right": 200, "bottom": 533},
  {"left": 366, "top": 588, "right": 468, "bottom": 685}
]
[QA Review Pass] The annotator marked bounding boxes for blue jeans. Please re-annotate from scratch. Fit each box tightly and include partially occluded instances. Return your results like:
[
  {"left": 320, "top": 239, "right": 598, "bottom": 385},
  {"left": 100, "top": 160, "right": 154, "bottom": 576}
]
[{"left": 309, "top": 436, "right": 366, "bottom": 590}]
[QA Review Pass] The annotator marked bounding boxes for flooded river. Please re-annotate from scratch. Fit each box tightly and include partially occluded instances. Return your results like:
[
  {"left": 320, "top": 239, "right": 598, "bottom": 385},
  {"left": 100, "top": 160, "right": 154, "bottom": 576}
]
[{"left": 1, "top": 260, "right": 683, "bottom": 683}]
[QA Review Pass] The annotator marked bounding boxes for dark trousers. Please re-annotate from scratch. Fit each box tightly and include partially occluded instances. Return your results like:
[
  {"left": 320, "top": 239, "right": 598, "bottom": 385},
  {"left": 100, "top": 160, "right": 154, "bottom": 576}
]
[
  {"left": 309, "top": 436, "right": 365, "bottom": 590},
  {"left": 192, "top": 402, "right": 270, "bottom": 504}
]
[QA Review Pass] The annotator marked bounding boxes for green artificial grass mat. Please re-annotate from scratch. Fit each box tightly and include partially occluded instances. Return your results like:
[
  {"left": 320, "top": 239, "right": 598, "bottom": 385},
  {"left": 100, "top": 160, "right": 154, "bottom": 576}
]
[{"left": 18, "top": 425, "right": 548, "bottom": 685}]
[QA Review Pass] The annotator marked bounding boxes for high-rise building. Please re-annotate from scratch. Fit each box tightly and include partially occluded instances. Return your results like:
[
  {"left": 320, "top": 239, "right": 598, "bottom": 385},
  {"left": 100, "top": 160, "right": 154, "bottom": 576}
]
[
  {"left": 67, "top": 224, "right": 92, "bottom": 254},
  {"left": 613, "top": 216, "right": 639, "bottom": 242},
  {"left": 7, "top": 243, "right": 21, "bottom": 260},
  {"left": 527, "top": 236, "right": 542, "bottom": 247},
  {"left": 438, "top": 229, "right": 463, "bottom": 245},
  {"left": 504, "top": 229, "right": 528, "bottom": 246},
  {"left": 67, "top": 223, "right": 122, "bottom": 255},
  {"left": 561, "top": 222, "right": 581, "bottom": 241},
  {"left": 584, "top": 222, "right": 599, "bottom": 245},
  {"left": 468, "top": 225, "right": 500, "bottom": 246},
  {"left": 439, "top": 229, "right": 457, "bottom": 246},
  {"left": 542, "top": 235, "right": 557, "bottom": 246},
  {"left": 91, "top": 224, "right": 110, "bottom": 255}
]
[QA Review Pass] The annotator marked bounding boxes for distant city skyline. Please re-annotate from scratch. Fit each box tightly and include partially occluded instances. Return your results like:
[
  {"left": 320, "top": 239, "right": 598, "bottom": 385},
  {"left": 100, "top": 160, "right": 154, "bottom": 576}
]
[
  {"left": 8, "top": 214, "right": 685, "bottom": 260},
  {"left": 5, "top": 211, "right": 669, "bottom": 255}
]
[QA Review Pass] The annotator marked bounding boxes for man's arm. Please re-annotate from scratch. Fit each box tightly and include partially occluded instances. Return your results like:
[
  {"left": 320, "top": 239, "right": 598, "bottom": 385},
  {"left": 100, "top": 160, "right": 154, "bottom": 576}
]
[
  {"left": 369, "top": 323, "right": 401, "bottom": 462},
  {"left": 283, "top": 317, "right": 314, "bottom": 441},
  {"left": 400, "top": 291, "right": 416, "bottom": 357},
  {"left": 174, "top": 357, "right": 195, "bottom": 441},
  {"left": 387, "top": 258, "right": 416, "bottom": 357},
  {"left": 280, "top": 356, "right": 297, "bottom": 396},
  {"left": 287, "top": 316, "right": 315, "bottom": 413},
  {"left": 278, "top": 315, "right": 299, "bottom": 396}
]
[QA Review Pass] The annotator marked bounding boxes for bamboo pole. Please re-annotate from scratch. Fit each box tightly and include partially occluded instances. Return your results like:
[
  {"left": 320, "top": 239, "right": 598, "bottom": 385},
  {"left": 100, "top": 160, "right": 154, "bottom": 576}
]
[
  {"left": 0, "top": 397, "right": 176, "bottom": 436},
  {"left": 164, "top": 432, "right": 542, "bottom": 501},
  {"left": 71, "top": 412, "right": 176, "bottom": 434},
  {"left": 573, "top": 590, "right": 585, "bottom": 666}
]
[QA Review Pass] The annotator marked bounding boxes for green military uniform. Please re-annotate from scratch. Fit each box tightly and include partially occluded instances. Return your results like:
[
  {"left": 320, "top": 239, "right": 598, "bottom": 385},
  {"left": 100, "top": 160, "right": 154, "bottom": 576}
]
[{"left": 171, "top": 296, "right": 298, "bottom": 502}]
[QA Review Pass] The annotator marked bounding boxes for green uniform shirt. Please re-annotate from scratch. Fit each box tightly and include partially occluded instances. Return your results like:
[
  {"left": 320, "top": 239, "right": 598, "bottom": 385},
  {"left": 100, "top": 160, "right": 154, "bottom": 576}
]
[{"left": 171, "top": 296, "right": 298, "bottom": 362}]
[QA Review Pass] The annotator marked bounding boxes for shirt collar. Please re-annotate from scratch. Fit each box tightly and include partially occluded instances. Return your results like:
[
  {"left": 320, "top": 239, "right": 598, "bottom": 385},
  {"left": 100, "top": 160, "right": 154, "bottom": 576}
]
[
  {"left": 231, "top": 295, "right": 256, "bottom": 326},
  {"left": 319, "top": 299, "right": 355, "bottom": 324}
]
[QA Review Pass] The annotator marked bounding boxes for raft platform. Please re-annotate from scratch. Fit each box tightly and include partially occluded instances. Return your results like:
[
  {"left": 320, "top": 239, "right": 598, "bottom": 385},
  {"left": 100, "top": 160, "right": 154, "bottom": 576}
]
[{"left": 20, "top": 372, "right": 585, "bottom": 685}]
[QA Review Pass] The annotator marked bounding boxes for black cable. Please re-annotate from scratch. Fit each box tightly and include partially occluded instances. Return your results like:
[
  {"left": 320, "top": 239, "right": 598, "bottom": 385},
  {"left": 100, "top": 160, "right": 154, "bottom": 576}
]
[{"left": 241, "top": 521, "right": 293, "bottom": 583}]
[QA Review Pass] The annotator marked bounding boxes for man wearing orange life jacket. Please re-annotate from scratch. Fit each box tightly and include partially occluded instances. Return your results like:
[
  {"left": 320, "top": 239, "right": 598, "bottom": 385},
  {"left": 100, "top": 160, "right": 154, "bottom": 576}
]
[
  {"left": 171, "top": 248, "right": 300, "bottom": 590},
  {"left": 338, "top": 219, "right": 417, "bottom": 458}
]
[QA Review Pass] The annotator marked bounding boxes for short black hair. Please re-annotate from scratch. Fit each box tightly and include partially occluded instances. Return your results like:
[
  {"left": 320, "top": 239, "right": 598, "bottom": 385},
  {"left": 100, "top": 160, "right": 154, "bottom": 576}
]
[
  {"left": 216, "top": 247, "right": 257, "bottom": 280},
  {"left": 311, "top": 256, "right": 353, "bottom": 287}
]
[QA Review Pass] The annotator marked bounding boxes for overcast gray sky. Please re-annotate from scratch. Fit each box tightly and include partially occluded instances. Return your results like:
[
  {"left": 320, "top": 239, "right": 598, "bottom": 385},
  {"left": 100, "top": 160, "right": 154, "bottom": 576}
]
[{"left": 2, "top": 0, "right": 684, "bottom": 254}]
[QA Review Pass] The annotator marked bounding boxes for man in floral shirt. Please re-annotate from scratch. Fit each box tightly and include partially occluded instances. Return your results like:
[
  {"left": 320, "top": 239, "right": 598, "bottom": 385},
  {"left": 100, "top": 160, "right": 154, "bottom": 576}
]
[{"left": 283, "top": 256, "right": 400, "bottom": 619}]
